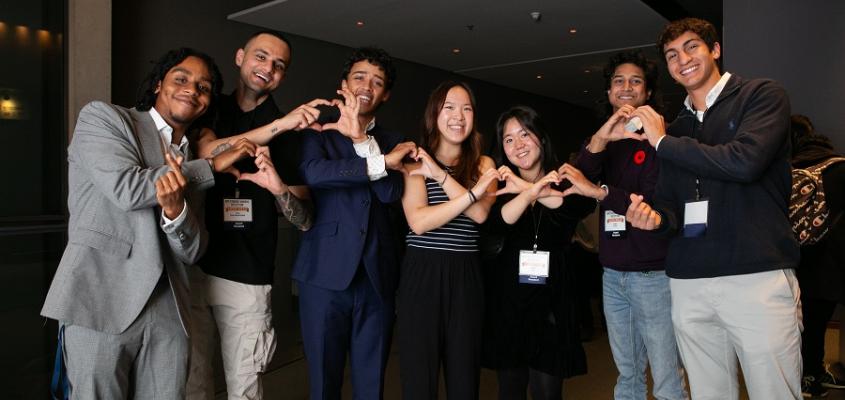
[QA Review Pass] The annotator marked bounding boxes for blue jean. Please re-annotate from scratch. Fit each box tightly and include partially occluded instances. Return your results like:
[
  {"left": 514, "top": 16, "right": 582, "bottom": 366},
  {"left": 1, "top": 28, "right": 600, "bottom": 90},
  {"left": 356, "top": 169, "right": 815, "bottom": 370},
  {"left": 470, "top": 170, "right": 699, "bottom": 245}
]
[{"left": 603, "top": 268, "right": 688, "bottom": 400}]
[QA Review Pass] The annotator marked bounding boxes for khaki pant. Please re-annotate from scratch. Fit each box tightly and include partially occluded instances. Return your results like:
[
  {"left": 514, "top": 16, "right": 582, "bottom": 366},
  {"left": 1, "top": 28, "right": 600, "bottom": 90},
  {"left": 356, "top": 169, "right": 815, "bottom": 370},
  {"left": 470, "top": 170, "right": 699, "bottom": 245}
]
[
  {"left": 186, "top": 269, "right": 275, "bottom": 400},
  {"left": 670, "top": 269, "right": 802, "bottom": 400}
]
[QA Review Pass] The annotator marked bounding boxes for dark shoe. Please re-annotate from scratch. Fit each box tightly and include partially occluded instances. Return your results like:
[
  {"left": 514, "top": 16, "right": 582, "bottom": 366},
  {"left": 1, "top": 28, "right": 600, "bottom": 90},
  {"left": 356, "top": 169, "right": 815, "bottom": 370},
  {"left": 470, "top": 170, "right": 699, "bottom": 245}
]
[
  {"left": 829, "top": 362, "right": 845, "bottom": 381},
  {"left": 803, "top": 375, "right": 829, "bottom": 398},
  {"left": 820, "top": 365, "right": 845, "bottom": 389}
]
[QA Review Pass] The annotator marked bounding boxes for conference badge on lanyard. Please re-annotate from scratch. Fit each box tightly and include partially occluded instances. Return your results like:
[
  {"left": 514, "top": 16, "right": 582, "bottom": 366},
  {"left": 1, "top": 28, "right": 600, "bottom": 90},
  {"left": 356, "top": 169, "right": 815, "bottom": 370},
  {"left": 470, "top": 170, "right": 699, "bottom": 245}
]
[
  {"left": 519, "top": 207, "right": 549, "bottom": 284},
  {"left": 604, "top": 210, "right": 627, "bottom": 238},
  {"left": 683, "top": 178, "right": 708, "bottom": 238},
  {"left": 223, "top": 186, "right": 253, "bottom": 230},
  {"left": 519, "top": 250, "right": 550, "bottom": 284}
]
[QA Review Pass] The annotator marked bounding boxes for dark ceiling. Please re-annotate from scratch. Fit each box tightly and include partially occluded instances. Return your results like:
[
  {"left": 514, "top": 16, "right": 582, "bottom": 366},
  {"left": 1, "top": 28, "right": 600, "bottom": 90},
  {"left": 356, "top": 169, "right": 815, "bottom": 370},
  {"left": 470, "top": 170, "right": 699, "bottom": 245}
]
[{"left": 229, "top": 0, "right": 721, "bottom": 113}]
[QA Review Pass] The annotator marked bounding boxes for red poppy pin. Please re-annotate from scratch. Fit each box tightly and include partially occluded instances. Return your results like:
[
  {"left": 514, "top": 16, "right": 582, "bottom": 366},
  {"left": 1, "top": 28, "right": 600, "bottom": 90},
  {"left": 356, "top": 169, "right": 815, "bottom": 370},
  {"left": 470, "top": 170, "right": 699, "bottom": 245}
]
[{"left": 633, "top": 150, "right": 646, "bottom": 165}]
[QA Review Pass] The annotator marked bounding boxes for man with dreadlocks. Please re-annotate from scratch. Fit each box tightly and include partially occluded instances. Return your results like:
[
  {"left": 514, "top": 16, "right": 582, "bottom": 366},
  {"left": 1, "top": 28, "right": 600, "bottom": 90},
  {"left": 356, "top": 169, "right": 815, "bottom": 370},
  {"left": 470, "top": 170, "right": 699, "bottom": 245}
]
[{"left": 41, "top": 48, "right": 253, "bottom": 399}]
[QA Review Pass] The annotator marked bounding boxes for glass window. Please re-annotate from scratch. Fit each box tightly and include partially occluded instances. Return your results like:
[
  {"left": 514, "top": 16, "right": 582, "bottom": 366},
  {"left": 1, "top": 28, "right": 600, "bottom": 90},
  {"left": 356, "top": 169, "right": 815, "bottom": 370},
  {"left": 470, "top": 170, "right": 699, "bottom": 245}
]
[{"left": 0, "top": 0, "right": 67, "bottom": 398}]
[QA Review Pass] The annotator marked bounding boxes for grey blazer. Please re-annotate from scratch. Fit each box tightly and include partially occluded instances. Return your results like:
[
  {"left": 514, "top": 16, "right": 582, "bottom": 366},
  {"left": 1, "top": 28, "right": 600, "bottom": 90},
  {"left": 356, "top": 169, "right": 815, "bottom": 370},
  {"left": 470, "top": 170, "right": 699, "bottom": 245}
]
[{"left": 41, "top": 101, "right": 214, "bottom": 335}]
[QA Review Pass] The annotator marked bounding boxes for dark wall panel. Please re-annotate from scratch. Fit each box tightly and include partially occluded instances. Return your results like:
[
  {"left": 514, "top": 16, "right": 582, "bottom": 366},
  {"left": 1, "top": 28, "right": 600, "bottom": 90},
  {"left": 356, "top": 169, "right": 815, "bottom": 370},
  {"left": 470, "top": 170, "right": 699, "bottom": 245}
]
[
  {"left": 724, "top": 0, "right": 845, "bottom": 151},
  {"left": 111, "top": 0, "right": 600, "bottom": 158}
]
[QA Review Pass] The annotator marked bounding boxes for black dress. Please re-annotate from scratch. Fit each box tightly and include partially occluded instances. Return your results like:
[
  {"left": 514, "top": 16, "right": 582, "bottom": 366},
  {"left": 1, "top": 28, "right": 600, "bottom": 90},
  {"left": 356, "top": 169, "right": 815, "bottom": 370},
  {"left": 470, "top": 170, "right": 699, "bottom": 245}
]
[{"left": 481, "top": 193, "right": 594, "bottom": 378}]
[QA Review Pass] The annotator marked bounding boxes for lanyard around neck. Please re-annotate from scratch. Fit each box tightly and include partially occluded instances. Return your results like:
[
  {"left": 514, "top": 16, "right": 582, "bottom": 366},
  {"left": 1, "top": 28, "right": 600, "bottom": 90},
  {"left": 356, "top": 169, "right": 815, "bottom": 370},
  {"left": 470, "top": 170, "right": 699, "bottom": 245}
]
[{"left": 531, "top": 206, "right": 543, "bottom": 252}]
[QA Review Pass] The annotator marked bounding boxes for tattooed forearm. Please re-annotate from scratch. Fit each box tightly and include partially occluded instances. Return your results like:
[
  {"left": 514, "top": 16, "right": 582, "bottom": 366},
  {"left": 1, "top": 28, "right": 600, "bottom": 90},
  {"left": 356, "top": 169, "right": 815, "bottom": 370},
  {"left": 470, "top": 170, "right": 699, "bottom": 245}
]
[
  {"left": 275, "top": 191, "right": 314, "bottom": 231},
  {"left": 210, "top": 142, "right": 232, "bottom": 156},
  {"left": 270, "top": 126, "right": 279, "bottom": 134}
]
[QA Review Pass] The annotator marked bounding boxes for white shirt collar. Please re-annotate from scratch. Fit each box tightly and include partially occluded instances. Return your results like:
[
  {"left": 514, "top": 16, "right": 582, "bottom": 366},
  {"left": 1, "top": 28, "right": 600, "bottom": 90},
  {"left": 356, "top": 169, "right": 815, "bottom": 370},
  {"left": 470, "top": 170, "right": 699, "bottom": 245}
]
[
  {"left": 684, "top": 71, "right": 732, "bottom": 122},
  {"left": 149, "top": 106, "right": 171, "bottom": 133},
  {"left": 149, "top": 107, "right": 189, "bottom": 154},
  {"left": 365, "top": 117, "right": 376, "bottom": 133}
]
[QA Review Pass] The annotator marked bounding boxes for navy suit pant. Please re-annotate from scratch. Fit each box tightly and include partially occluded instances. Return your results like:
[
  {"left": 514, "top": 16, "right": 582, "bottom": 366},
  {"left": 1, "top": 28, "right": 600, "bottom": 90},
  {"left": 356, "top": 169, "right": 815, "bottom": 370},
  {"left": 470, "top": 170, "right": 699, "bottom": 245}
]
[{"left": 298, "top": 266, "right": 394, "bottom": 399}]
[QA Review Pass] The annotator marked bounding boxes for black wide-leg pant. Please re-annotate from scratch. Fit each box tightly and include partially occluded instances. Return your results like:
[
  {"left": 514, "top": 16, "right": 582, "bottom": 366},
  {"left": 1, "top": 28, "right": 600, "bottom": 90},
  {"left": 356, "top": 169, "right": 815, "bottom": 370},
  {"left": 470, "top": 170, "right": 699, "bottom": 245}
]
[{"left": 398, "top": 247, "right": 484, "bottom": 400}]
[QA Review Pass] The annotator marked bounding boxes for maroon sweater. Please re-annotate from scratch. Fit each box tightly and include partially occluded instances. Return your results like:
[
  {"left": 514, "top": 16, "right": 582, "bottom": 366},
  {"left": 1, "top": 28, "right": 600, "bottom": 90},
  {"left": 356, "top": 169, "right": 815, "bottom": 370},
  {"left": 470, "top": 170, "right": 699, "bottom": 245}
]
[{"left": 575, "top": 138, "right": 669, "bottom": 271}]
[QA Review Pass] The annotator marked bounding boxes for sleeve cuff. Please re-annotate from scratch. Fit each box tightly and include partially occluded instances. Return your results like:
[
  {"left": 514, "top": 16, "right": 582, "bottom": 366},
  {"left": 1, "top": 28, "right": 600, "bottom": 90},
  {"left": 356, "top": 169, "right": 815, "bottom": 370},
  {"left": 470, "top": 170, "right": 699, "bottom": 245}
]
[
  {"left": 161, "top": 200, "right": 188, "bottom": 228},
  {"left": 654, "top": 135, "right": 666, "bottom": 151},
  {"left": 352, "top": 135, "right": 383, "bottom": 158},
  {"left": 365, "top": 154, "right": 388, "bottom": 181}
]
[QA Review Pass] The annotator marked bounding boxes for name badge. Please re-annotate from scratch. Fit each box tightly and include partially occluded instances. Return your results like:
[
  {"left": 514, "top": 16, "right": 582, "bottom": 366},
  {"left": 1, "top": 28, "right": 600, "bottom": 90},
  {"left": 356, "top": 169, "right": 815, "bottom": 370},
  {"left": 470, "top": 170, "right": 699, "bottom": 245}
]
[
  {"left": 519, "top": 250, "right": 550, "bottom": 285},
  {"left": 223, "top": 198, "right": 253, "bottom": 230},
  {"left": 604, "top": 210, "right": 626, "bottom": 238},
  {"left": 683, "top": 199, "right": 708, "bottom": 238}
]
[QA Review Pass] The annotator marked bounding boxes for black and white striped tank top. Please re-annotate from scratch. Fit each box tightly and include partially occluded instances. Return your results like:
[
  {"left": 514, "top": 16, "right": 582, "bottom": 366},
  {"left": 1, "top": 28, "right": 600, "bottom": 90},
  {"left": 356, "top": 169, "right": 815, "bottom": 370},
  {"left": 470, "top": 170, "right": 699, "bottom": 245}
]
[{"left": 406, "top": 178, "right": 480, "bottom": 252}]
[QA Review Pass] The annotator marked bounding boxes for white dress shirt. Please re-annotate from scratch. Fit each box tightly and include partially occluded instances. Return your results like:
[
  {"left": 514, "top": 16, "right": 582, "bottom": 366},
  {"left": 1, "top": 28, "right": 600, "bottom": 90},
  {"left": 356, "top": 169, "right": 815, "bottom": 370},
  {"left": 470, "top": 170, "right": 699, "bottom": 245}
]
[
  {"left": 352, "top": 117, "right": 388, "bottom": 181},
  {"left": 656, "top": 72, "right": 732, "bottom": 150},
  {"left": 149, "top": 107, "right": 189, "bottom": 226}
]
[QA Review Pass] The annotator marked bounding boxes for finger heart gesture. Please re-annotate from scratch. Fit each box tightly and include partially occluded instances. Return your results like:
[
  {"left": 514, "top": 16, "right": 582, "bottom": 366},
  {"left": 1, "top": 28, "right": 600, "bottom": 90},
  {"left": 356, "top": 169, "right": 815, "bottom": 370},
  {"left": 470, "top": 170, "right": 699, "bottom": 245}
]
[
  {"left": 322, "top": 81, "right": 366, "bottom": 141},
  {"left": 409, "top": 148, "right": 445, "bottom": 181},
  {"left": 530, "top": 170, "right": 565, "bottom": 198},
  {"left": 495, "top": 166, "right": 530, "bottom": 196},
  {"left": 282, "top": 98, "right": 332, "bottom": 132}
]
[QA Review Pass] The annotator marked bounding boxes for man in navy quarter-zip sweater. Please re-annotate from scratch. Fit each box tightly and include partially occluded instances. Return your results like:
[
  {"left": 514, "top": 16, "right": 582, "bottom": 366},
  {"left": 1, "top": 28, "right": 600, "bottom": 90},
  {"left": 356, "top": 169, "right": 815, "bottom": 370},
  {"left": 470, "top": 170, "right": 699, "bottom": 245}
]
[{"left": 625, "top": 18, "right": 801, "bottom": 400}]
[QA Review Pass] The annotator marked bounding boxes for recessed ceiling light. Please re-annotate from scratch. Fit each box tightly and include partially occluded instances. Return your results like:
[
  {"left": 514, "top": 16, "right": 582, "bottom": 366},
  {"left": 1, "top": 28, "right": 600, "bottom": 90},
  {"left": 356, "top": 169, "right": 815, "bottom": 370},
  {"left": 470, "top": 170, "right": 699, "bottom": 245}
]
[
  {"left": 569, "top": 28, "right": 577, "bottom": 34},
  {"left": 536, "top": 75, "right": 543, "bottom": 79},
  {"left": 452, "top": 48, "right": 461, "bottom": 54},
  {"left": 583, "top": 90, "right": 589, "bottom": 93},
  {"left": 356, "top": 21, "right": 365, "bottom": 27},
  {"left": 584, "top": 69, "right": 591, "bottom": 73}
]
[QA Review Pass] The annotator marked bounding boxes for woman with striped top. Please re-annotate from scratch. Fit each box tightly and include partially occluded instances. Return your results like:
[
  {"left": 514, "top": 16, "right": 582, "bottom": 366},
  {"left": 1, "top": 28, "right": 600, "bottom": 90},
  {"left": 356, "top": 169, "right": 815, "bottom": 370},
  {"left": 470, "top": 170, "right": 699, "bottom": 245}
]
[
  {"left": 398, "top": 81, "right": 499, "bottom": 399},
  {"left": 482, "top": 106, "right": 594, "bottom": 400}
]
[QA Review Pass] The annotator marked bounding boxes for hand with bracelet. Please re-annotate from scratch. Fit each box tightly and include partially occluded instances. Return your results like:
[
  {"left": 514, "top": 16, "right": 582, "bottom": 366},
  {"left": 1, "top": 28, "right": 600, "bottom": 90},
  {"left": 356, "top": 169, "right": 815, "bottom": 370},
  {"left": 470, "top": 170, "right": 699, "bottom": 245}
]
[
  {"left": 471, "top": 167, "right": 501, "bottom": 203},
  {"left": 408, "top": 146, "right": 449, "bottom": 183}
]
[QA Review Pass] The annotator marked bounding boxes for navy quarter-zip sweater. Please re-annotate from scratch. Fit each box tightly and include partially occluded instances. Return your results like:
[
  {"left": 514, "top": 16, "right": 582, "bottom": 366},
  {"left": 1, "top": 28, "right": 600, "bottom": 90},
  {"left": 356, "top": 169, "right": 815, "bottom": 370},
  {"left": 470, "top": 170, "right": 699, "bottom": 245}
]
[{"left": 653, "top": 74, "right": 800, "bottom": 279}]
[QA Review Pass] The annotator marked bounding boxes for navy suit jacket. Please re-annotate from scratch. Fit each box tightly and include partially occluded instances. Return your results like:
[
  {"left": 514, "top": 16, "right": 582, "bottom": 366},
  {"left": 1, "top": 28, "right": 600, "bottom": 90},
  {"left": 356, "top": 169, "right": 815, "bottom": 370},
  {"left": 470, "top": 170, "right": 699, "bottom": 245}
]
[{"left": 294, "top": 124, "right": 404, "bottom": 299}]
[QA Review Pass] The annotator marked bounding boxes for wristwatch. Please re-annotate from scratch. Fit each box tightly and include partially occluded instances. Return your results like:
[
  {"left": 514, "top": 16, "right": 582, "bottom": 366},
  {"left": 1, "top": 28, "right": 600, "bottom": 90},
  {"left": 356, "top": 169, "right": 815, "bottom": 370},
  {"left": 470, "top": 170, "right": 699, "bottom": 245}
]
[{"left": 598, "top": 184, "right": 609, "bottom": 203}]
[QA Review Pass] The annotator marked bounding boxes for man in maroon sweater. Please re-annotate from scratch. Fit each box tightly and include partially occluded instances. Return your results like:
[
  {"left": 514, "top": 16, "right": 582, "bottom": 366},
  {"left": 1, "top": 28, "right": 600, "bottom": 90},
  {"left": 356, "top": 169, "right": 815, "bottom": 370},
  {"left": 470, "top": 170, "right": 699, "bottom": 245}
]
[{"left": 561, "top": 50, "right": 688, "bottom": 400}]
